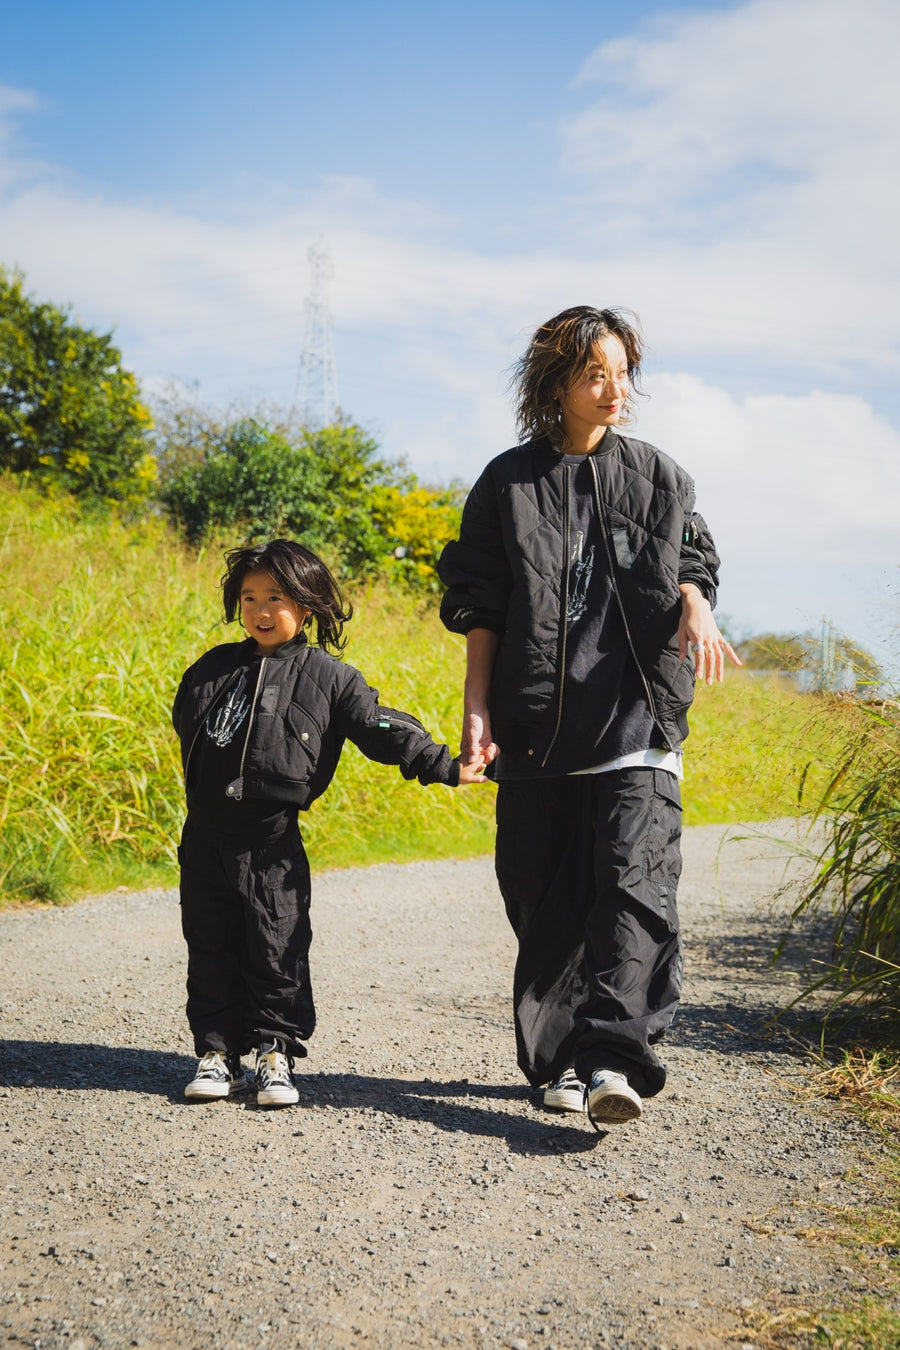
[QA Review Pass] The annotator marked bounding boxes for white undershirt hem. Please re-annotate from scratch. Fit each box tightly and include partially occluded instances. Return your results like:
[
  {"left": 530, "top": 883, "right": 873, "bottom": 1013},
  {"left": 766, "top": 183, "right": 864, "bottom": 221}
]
[{"left": 569, "top": 747, "right": 684, "bottom": 779}]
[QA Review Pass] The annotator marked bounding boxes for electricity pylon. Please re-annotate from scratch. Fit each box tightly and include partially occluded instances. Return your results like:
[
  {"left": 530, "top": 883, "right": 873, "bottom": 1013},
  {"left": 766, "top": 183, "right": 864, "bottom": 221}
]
[{"left": 293, "top": 241, "right": 340, "bottom": 429}]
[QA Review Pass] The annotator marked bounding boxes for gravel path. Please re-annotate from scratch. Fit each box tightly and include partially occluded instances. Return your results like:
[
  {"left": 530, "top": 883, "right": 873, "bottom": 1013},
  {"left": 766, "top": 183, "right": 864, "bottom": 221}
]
[{"left": 0, "top": 821, "right": 887, "bottom": 1350}]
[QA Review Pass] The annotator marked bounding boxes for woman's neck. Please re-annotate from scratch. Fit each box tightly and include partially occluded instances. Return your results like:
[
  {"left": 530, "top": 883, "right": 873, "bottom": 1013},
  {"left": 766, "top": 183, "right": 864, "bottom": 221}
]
[{"left": 561, "top": 424, "right": 609, "bottom": 456}]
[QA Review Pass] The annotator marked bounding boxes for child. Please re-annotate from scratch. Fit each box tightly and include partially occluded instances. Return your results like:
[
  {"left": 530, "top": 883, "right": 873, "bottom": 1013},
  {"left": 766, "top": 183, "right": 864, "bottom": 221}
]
[{"left": 173, "top": 538, "right": 485, "bottom": 1107}]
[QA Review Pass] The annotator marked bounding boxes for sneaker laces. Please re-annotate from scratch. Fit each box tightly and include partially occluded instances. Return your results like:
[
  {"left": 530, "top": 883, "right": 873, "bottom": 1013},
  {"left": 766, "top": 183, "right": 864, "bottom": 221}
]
[
  {"left": 552, "top": 1068, "right": 582, "bottom": 1090},
  {"left": 257, "top": 1044, "right": 294, "bottom": 1087},
  {"left": 195, "top": 1051, "right": 229, "bottom": 1078}
]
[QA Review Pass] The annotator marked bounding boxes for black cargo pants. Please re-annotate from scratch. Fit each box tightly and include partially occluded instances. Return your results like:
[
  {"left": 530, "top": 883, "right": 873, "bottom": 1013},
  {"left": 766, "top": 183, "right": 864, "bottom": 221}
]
[
  {"left": 495, "top": 768, "right": 683, "bottom": 1098},
  {"left": 178, "top": 814, "right": 316, "bottom": 1059}
]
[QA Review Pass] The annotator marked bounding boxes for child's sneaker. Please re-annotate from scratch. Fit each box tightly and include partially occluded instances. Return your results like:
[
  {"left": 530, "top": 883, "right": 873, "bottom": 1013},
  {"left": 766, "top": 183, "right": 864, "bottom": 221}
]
[
  {"left": 542, "top": 1068, "right": 586, "bottom": 1113},
  {"left": 255, "top": 1041, "right": 299, "bottom": 1107},
  {"left": 585, "top": 1069, "right": 642, "bottom": 1129},
  {"left": 184, "top": 1050, "right": 246, "bottom": 1101}
]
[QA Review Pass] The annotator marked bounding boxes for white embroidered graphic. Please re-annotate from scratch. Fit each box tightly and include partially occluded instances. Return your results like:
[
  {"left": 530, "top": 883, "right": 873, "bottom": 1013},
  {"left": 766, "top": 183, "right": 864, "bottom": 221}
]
[
  {"left": 206, "top": 686, "right": 250, "bottom": 748},
  {"left": 567, "top": 530, "right": 594, "bottom": 625}
]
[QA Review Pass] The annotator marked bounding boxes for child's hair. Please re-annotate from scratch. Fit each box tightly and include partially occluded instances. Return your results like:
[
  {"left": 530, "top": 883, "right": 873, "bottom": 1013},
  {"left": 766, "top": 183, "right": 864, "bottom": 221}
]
[
  {"left": 511, "top": 305, "right": 644, "bottom": 446},
  {"left": 221, "top": 539, "right": 352, "bottom": 653}
]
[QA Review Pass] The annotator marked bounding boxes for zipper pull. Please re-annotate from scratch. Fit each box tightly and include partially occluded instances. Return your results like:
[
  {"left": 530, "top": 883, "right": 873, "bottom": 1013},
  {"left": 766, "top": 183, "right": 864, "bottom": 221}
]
[{"left": 225, "top": 777, "right": 244, "bottom": 801}]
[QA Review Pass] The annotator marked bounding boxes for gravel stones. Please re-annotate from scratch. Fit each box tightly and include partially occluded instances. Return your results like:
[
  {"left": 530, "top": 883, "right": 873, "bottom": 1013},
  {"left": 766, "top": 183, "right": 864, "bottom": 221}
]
[{"left": 0, "top": 822, "right": 887, "bottom": 1348}]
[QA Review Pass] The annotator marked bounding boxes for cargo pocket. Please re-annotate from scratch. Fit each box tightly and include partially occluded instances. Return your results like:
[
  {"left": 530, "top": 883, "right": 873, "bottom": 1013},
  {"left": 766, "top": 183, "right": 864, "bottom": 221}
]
[{"left": 641, "top": 770, "right": 683, "bottom": 928}]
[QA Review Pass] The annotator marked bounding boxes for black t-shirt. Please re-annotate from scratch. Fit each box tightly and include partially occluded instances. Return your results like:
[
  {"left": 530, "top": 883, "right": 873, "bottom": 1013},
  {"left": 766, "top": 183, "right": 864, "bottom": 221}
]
[
  {"left": 186, "top": 658, "right": 290, "bottom": 833},
  {"left": 497, "top": 449, "right": 659, "bottom": 778}
]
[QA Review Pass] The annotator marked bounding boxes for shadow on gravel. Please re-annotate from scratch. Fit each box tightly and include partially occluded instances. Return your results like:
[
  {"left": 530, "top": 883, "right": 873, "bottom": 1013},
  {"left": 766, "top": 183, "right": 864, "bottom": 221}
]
[
  {"left": 670, "top": 1002, "right": 824, "bottom": 1057},
  {"left": 293, "top": 1073, "right": 601, "bottom": 1155},
  {"left": 688, "top": 916, "right": 835, "bottom": 978},
  {"left": 0, "top": 1041, "right": 601, "bottom": 1154},
  {"left": 0, "top": 1040, "right": 196, "bottom": 1096}
]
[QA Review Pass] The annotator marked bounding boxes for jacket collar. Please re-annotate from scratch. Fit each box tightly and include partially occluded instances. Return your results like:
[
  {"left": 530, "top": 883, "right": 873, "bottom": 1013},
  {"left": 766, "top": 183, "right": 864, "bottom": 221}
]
[
  {"left": 530, "top": 429, "right": 621, "bottom": 469},
  {"left": 238, "top": 631, "right": 309, "bottom": 661}
]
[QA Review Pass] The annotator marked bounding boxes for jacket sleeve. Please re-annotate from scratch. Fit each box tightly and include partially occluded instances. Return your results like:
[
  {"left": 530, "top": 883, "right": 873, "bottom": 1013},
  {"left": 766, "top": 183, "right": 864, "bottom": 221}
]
[
  {"left": 335, "top": 668, "right": 460, "bottom": 787},
  {"left": 438, "top": 462, "right": 512, "bottom": 636},
  {"left": 172, "top": 670, "right": 189, "bottom": 737},
  {"left": 678, "top": 507, "right": 720, "bottom": 608}
]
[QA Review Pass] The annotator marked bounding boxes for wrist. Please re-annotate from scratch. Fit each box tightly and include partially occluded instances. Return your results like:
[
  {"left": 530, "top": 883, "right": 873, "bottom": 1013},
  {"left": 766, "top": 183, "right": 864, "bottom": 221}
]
[
  {"left": 679, "top": 582, "right": 706, "bottom": 609},
  {"left": 464, "top": 683, "right": 490, "bottom": 710}
]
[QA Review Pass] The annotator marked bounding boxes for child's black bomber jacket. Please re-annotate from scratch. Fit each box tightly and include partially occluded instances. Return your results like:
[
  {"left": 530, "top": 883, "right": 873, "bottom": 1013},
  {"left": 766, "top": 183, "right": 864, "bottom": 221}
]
[{"left": 172, "top": 632, "right": 460, "bottom": 813}]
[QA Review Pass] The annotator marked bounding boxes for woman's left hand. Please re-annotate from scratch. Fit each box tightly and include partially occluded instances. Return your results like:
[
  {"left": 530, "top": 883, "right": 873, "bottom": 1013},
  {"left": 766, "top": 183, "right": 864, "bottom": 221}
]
[{"left": 677, "top": 583, "right": 742, "bottom": 685}]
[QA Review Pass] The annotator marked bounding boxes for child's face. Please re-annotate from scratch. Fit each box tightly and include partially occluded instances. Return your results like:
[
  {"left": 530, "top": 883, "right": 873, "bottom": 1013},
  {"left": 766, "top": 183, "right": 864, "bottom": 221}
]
[{"left": 239, "top": 569, "right": 308, "bottom": 654}]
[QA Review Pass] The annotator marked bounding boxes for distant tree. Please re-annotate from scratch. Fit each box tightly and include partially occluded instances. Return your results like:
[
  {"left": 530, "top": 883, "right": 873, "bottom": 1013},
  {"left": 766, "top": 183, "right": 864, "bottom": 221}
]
[
  {"left": 157, "top": 411, "right": 402, "bottom": 575},
  {"left": 158, "top": 418, "right": 330, "bottom": 548},
  {"left": 736, "top": 632, "right": 815, "bottom": 671},
  {"left": 152, "top": 388, "right": 471, "bottom": 585},
  {"left": 0, "top": 266, "right": 155, "bottom": 505},
  {"left": 737, "top": 629, "right": 881, "bottom": 687}
]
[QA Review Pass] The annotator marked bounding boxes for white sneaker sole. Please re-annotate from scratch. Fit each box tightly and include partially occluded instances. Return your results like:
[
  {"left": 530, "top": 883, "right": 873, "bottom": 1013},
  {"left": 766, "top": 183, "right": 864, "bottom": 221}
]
[
  {"left": 543, "top": 1085, "right": 585, "bottom": 1113},
  {"left": 184, "top": 1078, "right": 246, "bottom": 1101},
  {"left": 256, "top": 1083, "right": 299, "bottom": 1107},
  {"left": 586, "top": 1085, "right": 642, "bottom": 1124}
]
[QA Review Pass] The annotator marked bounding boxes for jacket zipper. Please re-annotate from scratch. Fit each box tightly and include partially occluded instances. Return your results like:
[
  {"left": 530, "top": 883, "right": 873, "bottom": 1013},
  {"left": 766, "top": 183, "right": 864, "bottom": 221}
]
[
  {"left": 226, "top": 657, "right": 268, "bottom": 801},
  {"left": 588, "top": 454, "right": 674, "bottom": 752},
  {"left": 540, "top": 464, "right": 571, "bottom": 769}
]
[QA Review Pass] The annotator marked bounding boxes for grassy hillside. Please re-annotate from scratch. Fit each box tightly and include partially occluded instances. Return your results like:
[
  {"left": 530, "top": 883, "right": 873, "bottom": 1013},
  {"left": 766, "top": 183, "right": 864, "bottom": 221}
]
[{"left": 0, "top": 478, "right": 861, "bottom": 903}]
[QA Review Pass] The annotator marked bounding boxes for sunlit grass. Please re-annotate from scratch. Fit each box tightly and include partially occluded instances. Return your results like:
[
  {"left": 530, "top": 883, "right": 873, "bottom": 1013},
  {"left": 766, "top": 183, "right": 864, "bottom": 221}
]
[{"left": 0, "top": 476, "right": 866, "bottom": 903}]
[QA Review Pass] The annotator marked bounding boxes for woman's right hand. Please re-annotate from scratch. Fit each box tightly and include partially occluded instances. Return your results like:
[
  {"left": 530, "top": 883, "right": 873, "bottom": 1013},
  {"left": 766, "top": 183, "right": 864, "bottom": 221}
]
[
  {"left": 463, "top": 628, "right": 501, "bottom": 765},
  {"left": 461, "top": 705, "right": 500, "bottom": 766}
]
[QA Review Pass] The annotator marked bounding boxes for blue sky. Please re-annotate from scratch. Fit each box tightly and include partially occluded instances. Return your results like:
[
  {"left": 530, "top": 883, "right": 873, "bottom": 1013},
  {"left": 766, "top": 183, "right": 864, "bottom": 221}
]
[{"left": 2, "top": 0, "right": 899, "bottom": 670}]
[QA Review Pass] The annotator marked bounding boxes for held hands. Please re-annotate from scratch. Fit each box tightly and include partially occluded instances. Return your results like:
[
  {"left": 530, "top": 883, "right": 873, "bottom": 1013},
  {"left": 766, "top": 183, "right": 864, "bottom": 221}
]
[
  {"left": 461, "top": 707, "right": 500, "bottom": 769},
  {"left": 678, "top": 584, "right": 742, "bottom": 685},
  {"left": 453, "top": 707, "right": 499, "bottom": 784},
  {"left": 455, "top": 755, "right": 488, "bottom": 785}
]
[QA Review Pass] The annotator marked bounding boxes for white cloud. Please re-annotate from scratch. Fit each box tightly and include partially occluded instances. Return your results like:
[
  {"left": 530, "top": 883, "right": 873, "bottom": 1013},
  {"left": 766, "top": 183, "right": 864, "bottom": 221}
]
[
  {"left": 2, "top": 0, "right": 899, "bottom": 413},
  {"left": 628, "top": 374, "right": 900, "bottom": 661},
  {"left": 0, "top": 0, "right": 897, "bottom": 640},
  {"left": 634, "top": 372, "right": 900, "bottom": 563},
  {"left": 567, "top": 0, "right": 899, "bottom": 232},
  {"left": 561, "top": 0, "right": 900, "bottom": 374}
]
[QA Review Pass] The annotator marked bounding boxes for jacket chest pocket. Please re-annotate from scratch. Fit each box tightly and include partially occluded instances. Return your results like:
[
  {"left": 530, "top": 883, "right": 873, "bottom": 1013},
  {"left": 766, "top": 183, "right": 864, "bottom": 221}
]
[
  {"left": 260, "top": 685, "right": 280, "bottom": 714},
  {"left": 286, "top": 704, "right": 322, "bottom": 766}
]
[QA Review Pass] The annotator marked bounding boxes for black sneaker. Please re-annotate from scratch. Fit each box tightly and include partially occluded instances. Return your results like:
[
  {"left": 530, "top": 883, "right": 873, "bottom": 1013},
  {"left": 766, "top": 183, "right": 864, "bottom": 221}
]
[
  {"left": 255, "top": 1041, "right": 299, "bottom": 1107},
  {"left": 543, "top": 1068, "right": 586, "bottom": 1113},
  {"left": 184, "top": 1051, "right": 247, "bottom": 1101}
]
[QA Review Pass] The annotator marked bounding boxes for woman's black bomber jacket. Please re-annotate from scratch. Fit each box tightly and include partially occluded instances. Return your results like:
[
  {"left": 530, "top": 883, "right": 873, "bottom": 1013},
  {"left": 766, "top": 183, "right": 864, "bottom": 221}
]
[{"left": 438, "top": 431, "right": 721, "bottom": 771}]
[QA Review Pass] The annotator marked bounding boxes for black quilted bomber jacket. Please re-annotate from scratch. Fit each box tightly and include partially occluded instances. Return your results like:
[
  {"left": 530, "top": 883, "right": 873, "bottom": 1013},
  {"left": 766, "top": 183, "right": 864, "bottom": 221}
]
[
  {"left": 438, "top": 432, "right": 720, "bottom": 771},
  {"left": 172, "top": 633, "right": 459, "bottom": 812}
]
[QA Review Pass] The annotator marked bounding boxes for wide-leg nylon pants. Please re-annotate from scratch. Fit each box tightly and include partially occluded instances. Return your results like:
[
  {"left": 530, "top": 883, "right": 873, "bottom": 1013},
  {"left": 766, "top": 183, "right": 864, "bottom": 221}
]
[
  {"left": 494, "top": 767, "right": 683, "bottom": 1098},
  {"left": 178, "top": 814, "right": 316, "bottom": 1058}
]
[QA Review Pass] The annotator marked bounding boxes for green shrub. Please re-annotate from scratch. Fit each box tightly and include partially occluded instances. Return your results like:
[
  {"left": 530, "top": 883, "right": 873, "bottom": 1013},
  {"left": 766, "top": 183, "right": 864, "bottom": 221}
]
[{"left": 157, "top": 414, "right": 407, "bottom": 577}]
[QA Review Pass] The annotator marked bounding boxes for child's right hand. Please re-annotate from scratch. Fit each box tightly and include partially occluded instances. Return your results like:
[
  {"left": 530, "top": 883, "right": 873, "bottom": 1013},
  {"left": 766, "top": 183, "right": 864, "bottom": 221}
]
[{"left": 455, "top": 756, "right": 488, "bottom": 785}]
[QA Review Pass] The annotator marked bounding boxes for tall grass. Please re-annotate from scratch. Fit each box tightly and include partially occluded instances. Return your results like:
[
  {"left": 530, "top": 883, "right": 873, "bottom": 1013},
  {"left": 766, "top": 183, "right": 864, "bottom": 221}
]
[
  {"left": 0, "top": 476, "right": 863, "bottom": 903},
  {"left": 777, "top": 696, "right": 900, "bottom": 1030}
]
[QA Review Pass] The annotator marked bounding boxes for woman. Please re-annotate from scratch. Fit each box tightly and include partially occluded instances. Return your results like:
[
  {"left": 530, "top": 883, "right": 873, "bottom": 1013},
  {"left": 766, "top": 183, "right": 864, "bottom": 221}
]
[{"left": 438, "top": 305, "right": 738, "bottom": 1129}]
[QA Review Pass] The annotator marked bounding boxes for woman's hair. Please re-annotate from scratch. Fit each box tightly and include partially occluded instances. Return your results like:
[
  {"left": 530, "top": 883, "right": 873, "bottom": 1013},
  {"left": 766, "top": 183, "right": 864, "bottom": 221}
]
[
  {"left": 221, "top": 539, "right": 353, "bottom": 653},
  {"left": 511, "top": 305, "right": 644, "bottom": 446}
]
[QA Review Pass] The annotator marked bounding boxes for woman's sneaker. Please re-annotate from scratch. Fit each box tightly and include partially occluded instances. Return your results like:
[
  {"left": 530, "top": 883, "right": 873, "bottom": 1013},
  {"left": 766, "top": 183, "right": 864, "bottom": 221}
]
[
  {"left": 585, "top": 1069, "right": 642, "bottom": 1129},
  {"left": 184, "top": 1051, "right": 246, "bottom": 1101},
  {"left": 255, "top": 1041, "right": 299, "bottom": 1107},
  {"left": 543, "top": 1068, "right": 586, "bottom": 1113}
]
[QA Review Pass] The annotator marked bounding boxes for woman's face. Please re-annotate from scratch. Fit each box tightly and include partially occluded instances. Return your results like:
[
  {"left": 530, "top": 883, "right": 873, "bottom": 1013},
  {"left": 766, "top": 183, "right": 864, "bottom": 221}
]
[{"left": 558, "top": 333, "right": 629, "bottom": 447}]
